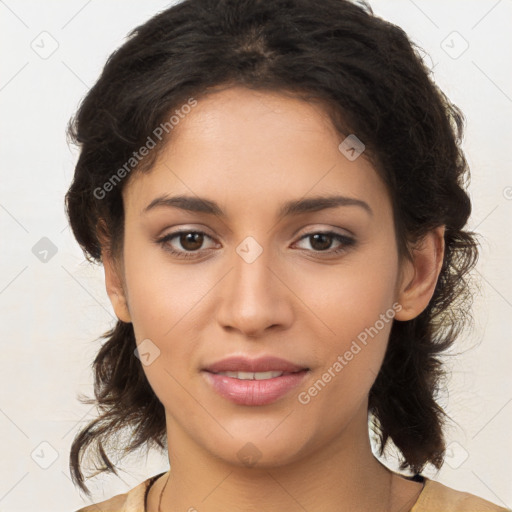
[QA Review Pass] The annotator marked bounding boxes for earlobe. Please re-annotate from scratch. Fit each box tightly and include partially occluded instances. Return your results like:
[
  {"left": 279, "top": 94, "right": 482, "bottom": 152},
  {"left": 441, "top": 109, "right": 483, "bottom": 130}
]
[
  {"left": 101, "top": 245, "right": 132, "bottom": 324},
  {"left": 96, "top": 220, "right": 132, "bottom": 323},
  {"left": 394, "top": 226, "right": 445, "bottom": 322}
]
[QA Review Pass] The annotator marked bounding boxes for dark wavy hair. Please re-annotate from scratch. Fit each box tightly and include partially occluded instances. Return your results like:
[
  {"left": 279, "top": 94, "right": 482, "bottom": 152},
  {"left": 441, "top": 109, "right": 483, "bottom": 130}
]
[{"left": 65, "top": 0, "right": 478, "bottom": 496}]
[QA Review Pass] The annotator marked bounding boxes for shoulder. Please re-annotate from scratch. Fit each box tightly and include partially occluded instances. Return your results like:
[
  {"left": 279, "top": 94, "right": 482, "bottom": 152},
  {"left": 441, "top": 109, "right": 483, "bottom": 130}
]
[
  {"left": 412, "top": 478, "right": 510, "bottom": 512},
  {"left": 73, "top": 473, "right": 162, "bottom": 512},
  {"left": 74, "top": 489, "right": 129, "bottom": 512}
]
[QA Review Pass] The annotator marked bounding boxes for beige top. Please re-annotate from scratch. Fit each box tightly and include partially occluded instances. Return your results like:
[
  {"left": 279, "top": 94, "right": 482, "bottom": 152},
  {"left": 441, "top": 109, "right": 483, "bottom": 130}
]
[{"left": 75, "top": 472, "right": 511, "bottom": 512}]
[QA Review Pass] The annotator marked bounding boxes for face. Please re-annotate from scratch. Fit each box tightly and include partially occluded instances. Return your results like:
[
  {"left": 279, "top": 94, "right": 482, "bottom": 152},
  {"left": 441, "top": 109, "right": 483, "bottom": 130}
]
[{"left": 105, "top": 85, "right": 439, "bottom": 469}]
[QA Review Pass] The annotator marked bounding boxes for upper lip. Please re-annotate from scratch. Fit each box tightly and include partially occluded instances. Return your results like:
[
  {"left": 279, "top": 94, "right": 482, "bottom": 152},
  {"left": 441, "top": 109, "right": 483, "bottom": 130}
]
[{"left": 203, "top": 356, "right": 308, "bottom": 373}]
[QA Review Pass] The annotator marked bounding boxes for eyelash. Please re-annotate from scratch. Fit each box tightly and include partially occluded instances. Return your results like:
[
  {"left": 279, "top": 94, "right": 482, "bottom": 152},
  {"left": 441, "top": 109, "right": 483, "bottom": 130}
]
[{"left": 156, "top": 230, "right": 356, "bottom": 260}]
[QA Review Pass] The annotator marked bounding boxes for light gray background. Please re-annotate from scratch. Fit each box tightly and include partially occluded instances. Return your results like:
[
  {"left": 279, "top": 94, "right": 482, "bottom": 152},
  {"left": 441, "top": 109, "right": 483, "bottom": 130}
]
[{"left": 0, "top": 1, "right": 511, "bottom": 510}]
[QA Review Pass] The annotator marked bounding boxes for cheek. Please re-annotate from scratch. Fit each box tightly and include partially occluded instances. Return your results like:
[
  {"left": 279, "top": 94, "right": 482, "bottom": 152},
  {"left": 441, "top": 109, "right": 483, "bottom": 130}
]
[
  {"left": 120, "top": 236, "right": 202, "bottom": 381},
  {"left": 123, "top": 248, "right": 206, "bottom": 417},
  {"left": 277, "top": 260, "right": 399, "bottom": 454},
  {"left": 123, "top": 232, "right": 206, "bottom": 338},
  {"left": 296, "top": 243, "right": 399, "bottom": 348},
  {"left": 293, "top": 243, "right": 399, "bottom": 404}
]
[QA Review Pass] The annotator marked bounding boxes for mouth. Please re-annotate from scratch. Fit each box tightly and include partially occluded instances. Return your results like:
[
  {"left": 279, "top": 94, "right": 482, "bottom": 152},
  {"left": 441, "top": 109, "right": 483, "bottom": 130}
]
[
  {"left": 203, "top": 355, "right": 308, "bottom": 374},
  {"left": 201, "top": 355, "right": 310, "bottom": 406},
  {"left": 211, "top": 370, "right": 295, "bottom": 380}
]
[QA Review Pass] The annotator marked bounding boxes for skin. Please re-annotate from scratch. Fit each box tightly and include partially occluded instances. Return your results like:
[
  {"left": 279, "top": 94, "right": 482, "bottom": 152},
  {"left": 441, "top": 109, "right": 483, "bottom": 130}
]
[{"left": 103, "top": 85, "right": 445, "bottom": 512}]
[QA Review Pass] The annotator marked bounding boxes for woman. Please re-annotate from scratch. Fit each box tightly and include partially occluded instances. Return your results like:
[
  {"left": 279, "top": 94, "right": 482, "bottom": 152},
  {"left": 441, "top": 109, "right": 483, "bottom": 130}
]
[{"left": 66, "top": 0, "right": 509, "bottom": 510}]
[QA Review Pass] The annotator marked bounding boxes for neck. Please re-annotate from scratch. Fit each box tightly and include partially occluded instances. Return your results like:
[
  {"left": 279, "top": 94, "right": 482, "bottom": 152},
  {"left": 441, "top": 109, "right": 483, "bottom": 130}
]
[{"left": 150, "top": 407, "right": 421, "bottom": 512}]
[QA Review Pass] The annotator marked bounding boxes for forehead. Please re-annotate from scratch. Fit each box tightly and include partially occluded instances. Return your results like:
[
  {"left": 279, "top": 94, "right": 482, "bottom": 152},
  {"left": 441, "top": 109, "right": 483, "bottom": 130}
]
[{"left": 123, "top": 86, "right": 390, "bottom": 221}]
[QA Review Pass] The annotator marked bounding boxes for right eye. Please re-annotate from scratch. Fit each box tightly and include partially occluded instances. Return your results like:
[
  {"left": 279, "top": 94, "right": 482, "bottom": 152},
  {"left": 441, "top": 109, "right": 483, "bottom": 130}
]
[{"left": 157, "top": 230, "right": 218, "bottom": 259}]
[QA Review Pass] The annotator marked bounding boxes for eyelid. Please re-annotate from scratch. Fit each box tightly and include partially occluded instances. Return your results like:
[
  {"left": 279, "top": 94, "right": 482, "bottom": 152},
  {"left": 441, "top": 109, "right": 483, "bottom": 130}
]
[
  {"left": 294, "top": 224, "right": 355, "bottom": 238},
  {"left": 158, "top": 223, "right": 354, "bottom": 241}
]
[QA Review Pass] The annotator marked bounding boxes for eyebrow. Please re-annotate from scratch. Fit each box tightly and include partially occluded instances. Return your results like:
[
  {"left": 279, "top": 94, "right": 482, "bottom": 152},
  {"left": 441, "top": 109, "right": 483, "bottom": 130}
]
[{"left": 143, "top": 194, "right": 373, "bottom": 218}]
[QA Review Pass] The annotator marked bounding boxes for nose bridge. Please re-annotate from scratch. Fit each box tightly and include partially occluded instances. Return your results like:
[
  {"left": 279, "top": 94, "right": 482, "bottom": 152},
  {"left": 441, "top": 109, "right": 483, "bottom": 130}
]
[
  {"left": 216, "top": 234, "right": 291, "bottom": 336},
  {"left": 233, "top": 238, "right": 273, "bottom": 298},
  {"left": 230, "top": 234, "right": 277, "bottom": 307}
]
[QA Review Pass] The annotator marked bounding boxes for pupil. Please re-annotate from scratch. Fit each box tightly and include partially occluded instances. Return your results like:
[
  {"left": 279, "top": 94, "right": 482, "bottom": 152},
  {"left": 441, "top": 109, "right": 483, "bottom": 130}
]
[
  {"left": 182, "top": 232, "right": 203, "bottom": 250},
  {"left": 311, "top": 233, "right": 331, "bottom": 251}
]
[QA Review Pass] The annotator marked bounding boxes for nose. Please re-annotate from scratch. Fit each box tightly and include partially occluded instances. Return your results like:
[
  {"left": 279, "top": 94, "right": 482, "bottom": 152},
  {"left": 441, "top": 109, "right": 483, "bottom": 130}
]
[{"left": 215, "top": 243, "right": 294, "bottom": 339}]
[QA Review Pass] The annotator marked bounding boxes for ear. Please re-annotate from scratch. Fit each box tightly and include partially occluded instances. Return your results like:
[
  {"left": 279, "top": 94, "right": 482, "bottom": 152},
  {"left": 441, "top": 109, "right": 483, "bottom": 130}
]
[
  {"left": 394, "top": 226, "right": 445, "bottom": 322},
  {"left": 98, "top": 221, "right": 132, "bottom": 323}
]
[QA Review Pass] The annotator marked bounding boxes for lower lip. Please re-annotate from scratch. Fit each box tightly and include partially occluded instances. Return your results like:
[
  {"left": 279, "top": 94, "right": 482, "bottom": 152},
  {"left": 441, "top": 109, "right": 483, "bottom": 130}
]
[{"left": 202, "top": 370, "right": 309, "bottom": 406}]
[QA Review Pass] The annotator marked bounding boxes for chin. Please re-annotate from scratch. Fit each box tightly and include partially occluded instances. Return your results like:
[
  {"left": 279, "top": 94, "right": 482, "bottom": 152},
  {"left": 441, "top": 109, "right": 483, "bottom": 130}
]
[{"left": 200, "top": 425, "right": 314, "bottom": 470}]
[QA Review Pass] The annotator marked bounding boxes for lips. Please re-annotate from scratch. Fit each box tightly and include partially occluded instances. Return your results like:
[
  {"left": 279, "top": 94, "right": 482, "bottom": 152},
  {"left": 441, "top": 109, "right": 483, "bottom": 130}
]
[
  {"left": 214, "top": 370, "right": 285, "bottom": 380},
  {"left": 202, "top": 355, "right": 310, "bottom": 406},
  {"left": 203, "top": 355, "right": 308, "bottom": 374}
]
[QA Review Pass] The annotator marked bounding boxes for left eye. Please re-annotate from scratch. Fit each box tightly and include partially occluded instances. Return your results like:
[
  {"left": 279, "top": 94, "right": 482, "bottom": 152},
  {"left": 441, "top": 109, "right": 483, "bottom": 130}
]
[
  {"left": 156, "top": 230, "right": 355, "bottom": 259},
  {"left": 294, "top": 231, "right": 355, "bottom": 253}
]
